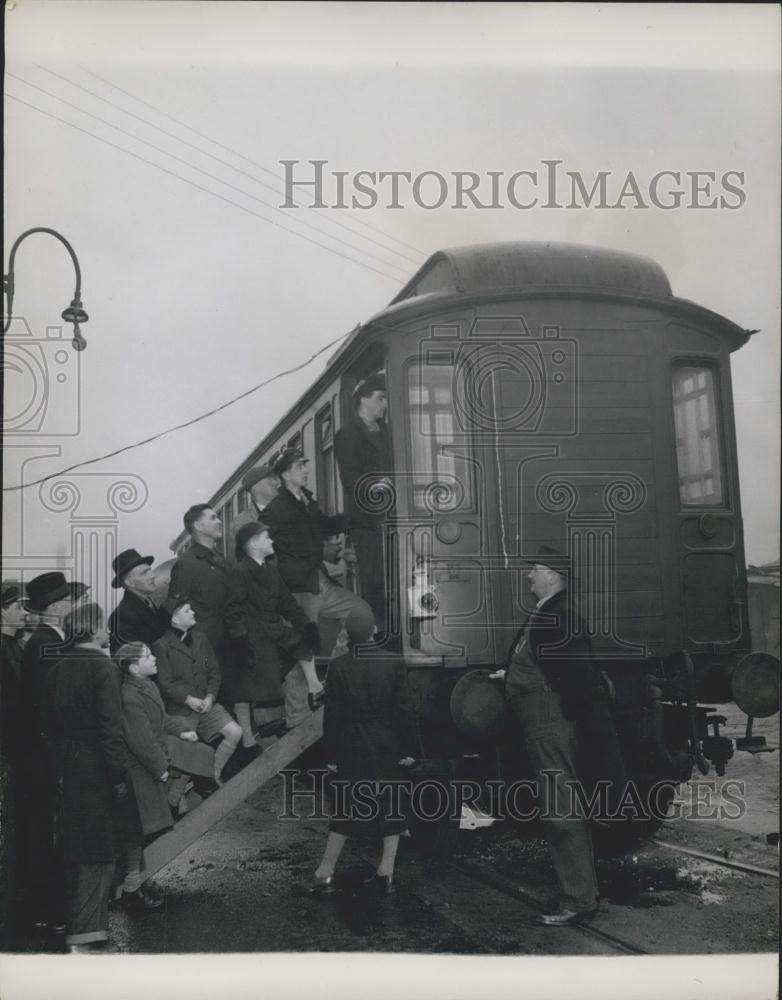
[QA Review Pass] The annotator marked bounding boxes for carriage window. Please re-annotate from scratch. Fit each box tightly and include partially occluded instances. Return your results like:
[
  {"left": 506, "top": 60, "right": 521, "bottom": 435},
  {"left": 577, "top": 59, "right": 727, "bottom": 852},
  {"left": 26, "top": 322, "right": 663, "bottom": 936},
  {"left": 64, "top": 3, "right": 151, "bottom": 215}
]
[
  {"left": 407, "top": 362, "right": 472, "bottom": 511},
  {"left": 315, "top": 404, "right": 336, "bottom": 513},
  {"left": 672, "top": 366, "right": 724, "bottom": 506},
  {"left": 221, "top": 497, "right": 235, "bottom": 556}
]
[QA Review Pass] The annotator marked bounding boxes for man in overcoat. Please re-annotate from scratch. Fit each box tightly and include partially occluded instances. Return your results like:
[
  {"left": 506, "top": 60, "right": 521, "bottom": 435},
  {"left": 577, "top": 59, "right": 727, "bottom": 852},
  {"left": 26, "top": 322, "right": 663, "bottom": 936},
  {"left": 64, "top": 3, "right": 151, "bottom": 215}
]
[
  {"left": 166, "top": 504, "right": 232, "bottom": 674},
  {"left": 108, "top": 548, "right": 170, "bottom": 654},
  {"left": 334, "top": 374, "right": 393, "bottom": 625},
  {"left": 495, "top": 546, "right": 626, "bottom": 926},
  {"left": 18, "top": 571, "right": 88, "bottom": 937}
]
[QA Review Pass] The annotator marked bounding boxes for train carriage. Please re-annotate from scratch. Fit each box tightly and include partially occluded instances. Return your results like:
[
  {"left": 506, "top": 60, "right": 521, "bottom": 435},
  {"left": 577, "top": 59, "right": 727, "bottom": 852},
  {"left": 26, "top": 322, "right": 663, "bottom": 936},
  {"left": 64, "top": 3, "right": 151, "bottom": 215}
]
[{"left": 171, "top": 241, "right": 779, "bottom": 842}]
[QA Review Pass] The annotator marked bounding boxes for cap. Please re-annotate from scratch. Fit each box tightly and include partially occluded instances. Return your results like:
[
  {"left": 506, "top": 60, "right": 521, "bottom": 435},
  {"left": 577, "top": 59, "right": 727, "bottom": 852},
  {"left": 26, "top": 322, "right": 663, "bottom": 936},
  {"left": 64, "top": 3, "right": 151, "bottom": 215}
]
[{"left": 241, "top": 464, "right": 276, "bottom": 491}]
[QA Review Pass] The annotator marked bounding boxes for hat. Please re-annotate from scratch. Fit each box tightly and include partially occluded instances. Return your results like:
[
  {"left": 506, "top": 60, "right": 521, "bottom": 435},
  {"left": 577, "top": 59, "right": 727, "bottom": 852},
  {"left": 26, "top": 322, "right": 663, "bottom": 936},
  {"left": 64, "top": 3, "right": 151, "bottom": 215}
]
[
  {"left": 112, "top": 548, "right": 154, "bottom": 588},
  {"left": 234, "top": 520, "right": 271, "bottom": 559},
  {"left": 241, "top": 464, "right": 276, "bottom": 491},
  {"left": 527, "top": 544, "right": 571, "bottom": 578},
  {"left": 25, "top": 572, "right": 89, "bottom": 612},
  {"left": 352, "top": 373, "right": 386, "bottom": 402},
  {"left": 273, "top": 448, "right": 308, "bottom": 478},
  {"left": 1, "top": 581, "right": 24, "bottom": 608},
  {"left": 450, "top": 669, "right": 505, "bottom": 740},
  {"left": 345, "top": 605, "right": 376, "bottom": 644}
]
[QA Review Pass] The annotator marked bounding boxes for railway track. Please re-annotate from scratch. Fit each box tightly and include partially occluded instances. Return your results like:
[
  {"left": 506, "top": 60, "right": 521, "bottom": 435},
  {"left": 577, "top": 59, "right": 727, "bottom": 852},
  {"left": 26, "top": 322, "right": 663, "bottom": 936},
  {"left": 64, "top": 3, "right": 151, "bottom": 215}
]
[
  {"left": 446, "top": 857, "right": 649, "bottom": 955},
  {"left": 651, "top": 838, "right": 780, "bottom": 880}
]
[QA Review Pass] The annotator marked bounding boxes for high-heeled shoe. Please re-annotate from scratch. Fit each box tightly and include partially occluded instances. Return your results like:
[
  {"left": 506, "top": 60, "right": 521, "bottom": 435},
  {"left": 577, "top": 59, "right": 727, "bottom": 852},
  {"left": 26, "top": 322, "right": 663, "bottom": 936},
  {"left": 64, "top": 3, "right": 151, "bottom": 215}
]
[{"left": 362, "top": 872, "right": 396, "bottom": 894}]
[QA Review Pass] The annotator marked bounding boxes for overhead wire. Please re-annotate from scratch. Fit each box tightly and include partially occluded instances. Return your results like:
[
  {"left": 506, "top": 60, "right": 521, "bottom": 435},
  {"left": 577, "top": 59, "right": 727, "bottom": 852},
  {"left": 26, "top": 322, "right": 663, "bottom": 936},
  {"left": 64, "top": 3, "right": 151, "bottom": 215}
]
[
  {"left": 78, "top": 64, "right": 426, "bottom": 259},
  {"left": 38, "top": 63, "right": 425, "bottom": 266},
  {"left": 7, "top": 72, "right": 411, "bottom": 279},
  {"left": 5, "top": 92, "right": 407, "bottom": 284},
  {"left": 2, "top": 329, "right": 355, "bottom": 493}
]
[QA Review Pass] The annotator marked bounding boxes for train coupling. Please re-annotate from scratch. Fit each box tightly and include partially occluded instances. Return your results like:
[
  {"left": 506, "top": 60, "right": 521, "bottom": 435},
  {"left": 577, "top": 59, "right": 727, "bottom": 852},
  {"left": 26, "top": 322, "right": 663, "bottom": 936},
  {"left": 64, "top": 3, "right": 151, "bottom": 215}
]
[{"left": 702, "top": 715, "right": 734, "bottom": 777}]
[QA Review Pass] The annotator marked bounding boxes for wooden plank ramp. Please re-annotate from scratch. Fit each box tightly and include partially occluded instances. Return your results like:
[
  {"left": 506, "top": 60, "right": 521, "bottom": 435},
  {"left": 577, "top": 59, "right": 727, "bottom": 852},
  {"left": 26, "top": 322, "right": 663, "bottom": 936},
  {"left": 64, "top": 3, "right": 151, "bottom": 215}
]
[{"left": 142, "top": 709, "right": 323, "bottom": 881}]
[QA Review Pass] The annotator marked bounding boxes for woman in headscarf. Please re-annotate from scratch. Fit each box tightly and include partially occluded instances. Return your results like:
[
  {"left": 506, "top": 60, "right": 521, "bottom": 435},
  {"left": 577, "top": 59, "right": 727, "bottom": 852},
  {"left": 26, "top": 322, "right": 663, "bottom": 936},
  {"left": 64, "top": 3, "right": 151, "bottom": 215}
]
[{"left": 311, "top": 605, "right": 419, "bottom": 895}]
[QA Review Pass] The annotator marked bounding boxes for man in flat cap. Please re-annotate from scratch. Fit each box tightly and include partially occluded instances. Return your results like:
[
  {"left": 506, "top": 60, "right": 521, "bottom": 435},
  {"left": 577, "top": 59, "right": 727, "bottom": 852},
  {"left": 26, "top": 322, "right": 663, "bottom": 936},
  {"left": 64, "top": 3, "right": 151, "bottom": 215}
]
[
  {"left": 108, "top": 549, "right": 170, "bottom": 654},
  {"left": 334, "top": 373, "right": 393, "bottom": 627},
  {"left": 230, "top": 464, "right": 281, "bottom": 558},
  {"left": 492, "top": 545, "right": 625, "bottom": 927},
  {"left": 18, "top": 571, "right": 89, "bottom": 939}
]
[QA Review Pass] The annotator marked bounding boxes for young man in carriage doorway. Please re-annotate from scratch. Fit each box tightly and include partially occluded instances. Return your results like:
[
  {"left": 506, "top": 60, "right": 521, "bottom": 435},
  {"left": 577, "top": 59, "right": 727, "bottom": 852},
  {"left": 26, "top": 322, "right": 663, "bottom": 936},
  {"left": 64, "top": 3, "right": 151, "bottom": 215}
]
[{"left": 334, "top": 374, "right": 393, "bottom": 632}]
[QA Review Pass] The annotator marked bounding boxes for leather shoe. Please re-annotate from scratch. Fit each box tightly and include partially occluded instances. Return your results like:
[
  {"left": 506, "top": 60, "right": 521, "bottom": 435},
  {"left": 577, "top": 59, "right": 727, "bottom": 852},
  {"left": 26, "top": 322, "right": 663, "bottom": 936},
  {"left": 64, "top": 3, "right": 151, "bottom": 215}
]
[
  {"left": 537, "top": 906, "right": 597, "bottom": 926},
  {"left": 192, "top": 777, "right": 220, "bottom": 799},
  {"left": 307, "top": 874, "right": 337, "bottom": 895},
  {"left": 307, "top": 690, "right": 324, "bottom": 711},
  {"left": 121, "top": 887, "right": 164, "bottom": 915},
  {"left": 255, "top": 719, "right": 288, "bottom": 739},
  {"left": 363, "top": 873, "right": 396, "bottom": 895}
]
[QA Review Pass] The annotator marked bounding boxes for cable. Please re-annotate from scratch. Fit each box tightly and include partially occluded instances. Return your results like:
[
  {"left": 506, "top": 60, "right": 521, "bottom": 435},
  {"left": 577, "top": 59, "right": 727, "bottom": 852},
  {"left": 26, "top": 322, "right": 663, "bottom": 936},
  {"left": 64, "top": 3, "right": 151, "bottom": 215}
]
[
  {"left": 78, "top": 64, "right": 427, "bottom": 259},
  {"left": 8, "top": 73, "right": 410, "bottom": 279},
  {"left": 2, "top": 329, "right": 355, "bottom": 493},
  {"left": 5, "top": 92, "right": 406, "bottom": 284},
  {"left": 39, "top": 63, "right": 425, "bottom": 266}
]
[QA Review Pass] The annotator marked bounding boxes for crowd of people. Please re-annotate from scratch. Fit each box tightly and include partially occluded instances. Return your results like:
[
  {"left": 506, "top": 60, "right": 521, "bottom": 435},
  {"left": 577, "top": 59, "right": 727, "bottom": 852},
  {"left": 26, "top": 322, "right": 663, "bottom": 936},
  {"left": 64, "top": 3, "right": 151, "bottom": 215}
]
[{"left": 0, "top": 372, "right": 625, "bottom": 952}]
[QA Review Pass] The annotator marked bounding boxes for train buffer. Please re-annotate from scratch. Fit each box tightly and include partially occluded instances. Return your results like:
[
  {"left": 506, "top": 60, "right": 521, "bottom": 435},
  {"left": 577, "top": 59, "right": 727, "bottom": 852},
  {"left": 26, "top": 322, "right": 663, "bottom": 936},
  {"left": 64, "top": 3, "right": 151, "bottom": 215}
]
[{"left": 141, "top": 709, "right": 323, "bottom": 883}]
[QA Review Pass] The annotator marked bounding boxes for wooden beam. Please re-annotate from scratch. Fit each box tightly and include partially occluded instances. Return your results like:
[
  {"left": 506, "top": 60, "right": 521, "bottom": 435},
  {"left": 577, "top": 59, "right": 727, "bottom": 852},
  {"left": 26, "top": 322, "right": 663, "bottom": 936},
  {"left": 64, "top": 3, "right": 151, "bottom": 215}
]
[{"left": 142, "top": 709, "right": 323, "bottom": 881}]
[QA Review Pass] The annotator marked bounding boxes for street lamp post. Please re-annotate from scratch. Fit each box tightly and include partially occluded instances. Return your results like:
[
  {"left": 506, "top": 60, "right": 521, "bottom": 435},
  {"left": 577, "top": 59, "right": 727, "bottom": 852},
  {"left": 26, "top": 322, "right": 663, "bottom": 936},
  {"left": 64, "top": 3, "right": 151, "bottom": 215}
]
[{"left": 3, "top": 227, "right": 89, "bottom": 350}]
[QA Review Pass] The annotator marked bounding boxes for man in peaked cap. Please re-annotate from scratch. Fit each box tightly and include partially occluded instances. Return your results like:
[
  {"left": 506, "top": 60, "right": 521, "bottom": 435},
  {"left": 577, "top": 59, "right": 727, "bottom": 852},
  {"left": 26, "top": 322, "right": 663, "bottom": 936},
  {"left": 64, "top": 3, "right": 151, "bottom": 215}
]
[
  {"left": 492, "top": 545, "right": 625, "bottom": 927},
  {"left": 108, "top": 548, "right": 170, "bottom": 655},
  {"left": 18, "top": 571, "right": 89, "bottom": 939},
  {"left": 229, "top": 464, "right": 282, "bottom": 561}
]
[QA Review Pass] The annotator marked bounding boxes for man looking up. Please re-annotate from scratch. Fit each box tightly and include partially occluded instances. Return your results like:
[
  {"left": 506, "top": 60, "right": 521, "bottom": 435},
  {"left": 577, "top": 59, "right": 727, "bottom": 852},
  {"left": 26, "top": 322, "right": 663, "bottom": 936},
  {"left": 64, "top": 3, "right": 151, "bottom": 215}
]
[{"left": 109, "top": 549, "right": 170, "bottom": 654}]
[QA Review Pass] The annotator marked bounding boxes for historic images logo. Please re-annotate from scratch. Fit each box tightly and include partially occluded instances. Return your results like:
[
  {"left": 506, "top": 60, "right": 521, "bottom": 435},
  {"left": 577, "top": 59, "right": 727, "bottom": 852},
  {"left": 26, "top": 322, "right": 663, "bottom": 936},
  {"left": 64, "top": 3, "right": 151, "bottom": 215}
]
[{"left": 279, "top": 159, "right": 747, "bottom": 211}]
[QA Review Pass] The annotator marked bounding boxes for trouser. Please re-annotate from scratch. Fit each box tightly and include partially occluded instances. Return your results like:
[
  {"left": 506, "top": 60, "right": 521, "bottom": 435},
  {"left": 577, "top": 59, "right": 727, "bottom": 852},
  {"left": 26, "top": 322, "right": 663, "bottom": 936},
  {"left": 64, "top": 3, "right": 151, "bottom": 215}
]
[
  {"left": 292, "top": 572, "right": 374, "bottom": 637},
  {"left": 64, "top": 861, "right": 114, "bottom": 945},
  {"left": 350, "top": 524, "right": 387, "bottom": 625},
  {"left": 508, "top": 687, "right": 599, "bottom": 912}
]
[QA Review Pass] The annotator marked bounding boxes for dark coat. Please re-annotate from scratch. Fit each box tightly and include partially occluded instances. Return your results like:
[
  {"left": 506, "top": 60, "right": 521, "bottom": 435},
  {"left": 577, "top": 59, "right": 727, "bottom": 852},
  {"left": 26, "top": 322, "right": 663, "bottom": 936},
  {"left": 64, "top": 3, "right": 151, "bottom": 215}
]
[
  {"left": 334, "top": 415, "right": 392, "bottom": 527},
  {"left": 153, "top": 629, "right": 221, "bottom": 715},
  {"left": 44, "top": 647, "right": 142, "bottom": 864},
  {"left": 109, "top": 590, "right": 170, "bottom": 655},
  {"left": 263, "top": 486, "right": 343, "bottom": 594},
  {"left": 20, "top": 624, "right": 73, "bottom": 743},
  {"left": 323, "top": 649, "right": 419, "bottom": 836},
  {"left": 222, "top": 557, "right": 312, "bottom": 703},
  {"left": 166, "top": 541, "right": 231, "bottom": 668},
  {"left": 506, "top": 589, "right": 627, "bottom": 799},
  {"left": 121, "top": 673, "right": 190, "bottom": 837},
  {"left": 1, "top": 632, "right": 25, "bottom": 763}
]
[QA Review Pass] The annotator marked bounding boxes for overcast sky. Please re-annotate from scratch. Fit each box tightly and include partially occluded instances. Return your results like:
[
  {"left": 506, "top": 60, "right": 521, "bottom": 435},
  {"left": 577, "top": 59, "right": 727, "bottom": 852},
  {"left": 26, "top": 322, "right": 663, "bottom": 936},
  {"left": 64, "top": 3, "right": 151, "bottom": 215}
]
[{"left": 4, "top": 2, "right": 780, "bottom": 590}]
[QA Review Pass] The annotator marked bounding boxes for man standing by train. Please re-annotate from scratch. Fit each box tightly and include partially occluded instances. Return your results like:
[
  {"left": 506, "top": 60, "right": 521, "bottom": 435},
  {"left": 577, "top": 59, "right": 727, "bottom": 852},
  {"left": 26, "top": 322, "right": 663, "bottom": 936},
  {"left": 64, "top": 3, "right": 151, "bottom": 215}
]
[
  {"left": 230, "top": 464, "right": 281, "bottom": 559},
  {"left": 492, "top": 545, "right": 625, "bottom": 926},
  {"left": 334, "top": 374, "right": 393, "bottom": 628}
]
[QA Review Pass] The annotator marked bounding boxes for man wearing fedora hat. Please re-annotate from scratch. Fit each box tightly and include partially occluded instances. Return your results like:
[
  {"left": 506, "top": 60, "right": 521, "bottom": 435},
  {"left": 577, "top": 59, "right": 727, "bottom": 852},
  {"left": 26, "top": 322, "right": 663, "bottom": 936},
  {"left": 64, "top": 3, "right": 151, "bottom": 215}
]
[
  {"left": 108, "top": 549, "right": 170, "bottom": 655},
  {"left": 492, "top": 545, "right": 625, "bottom": 927},
  {"left": 228, "top": 464, "right": 282, "bottom": 564},
  {"left": 18, "top": 571, "right": 89, "bottom": 939}
]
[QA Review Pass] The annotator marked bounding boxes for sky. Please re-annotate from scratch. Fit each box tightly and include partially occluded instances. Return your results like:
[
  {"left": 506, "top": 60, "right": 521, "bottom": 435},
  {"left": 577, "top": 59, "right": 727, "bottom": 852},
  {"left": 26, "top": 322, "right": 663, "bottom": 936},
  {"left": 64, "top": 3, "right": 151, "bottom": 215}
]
[{"left": 3, "top": 2, "right": 780, "bottom": 611}]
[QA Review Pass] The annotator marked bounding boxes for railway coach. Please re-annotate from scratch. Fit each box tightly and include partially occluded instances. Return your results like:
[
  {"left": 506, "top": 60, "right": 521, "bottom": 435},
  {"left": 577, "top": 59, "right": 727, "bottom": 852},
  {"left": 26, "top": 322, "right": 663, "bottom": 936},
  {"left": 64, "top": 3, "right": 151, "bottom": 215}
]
[{"left": 171, "top": 241, "right": 779, "bottom": 839}]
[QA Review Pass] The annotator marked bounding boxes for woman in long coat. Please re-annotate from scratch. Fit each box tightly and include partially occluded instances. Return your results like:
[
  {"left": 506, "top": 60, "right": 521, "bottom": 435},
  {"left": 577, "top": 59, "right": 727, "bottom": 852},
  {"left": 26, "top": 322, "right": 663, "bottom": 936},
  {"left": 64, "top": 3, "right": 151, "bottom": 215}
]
[
  {"left": 312, "top": 605, "right": 419, "bottom": 894},
  {"left": 44, "top": 603, "right": 143, "bottom": 951},
  {"left": 223, "top": 521, "right": 321, "bottom": 747},
  {"left": 118, "top": 642, "right": 200, "bottom": 839}
]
